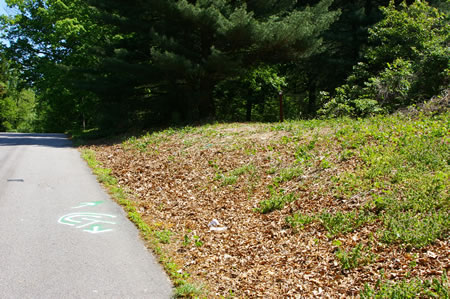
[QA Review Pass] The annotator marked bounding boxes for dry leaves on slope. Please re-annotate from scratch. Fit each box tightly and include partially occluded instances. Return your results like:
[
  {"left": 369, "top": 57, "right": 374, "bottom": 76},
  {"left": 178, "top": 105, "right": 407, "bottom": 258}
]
[{"left": 86, "top": 123, "right": 449, "bottom": 297}]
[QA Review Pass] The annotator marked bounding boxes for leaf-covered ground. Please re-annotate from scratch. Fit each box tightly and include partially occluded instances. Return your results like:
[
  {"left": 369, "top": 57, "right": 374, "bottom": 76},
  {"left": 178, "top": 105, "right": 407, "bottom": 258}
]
[{"left": 84, "top": 113, "right": 449, "bottom": 297}]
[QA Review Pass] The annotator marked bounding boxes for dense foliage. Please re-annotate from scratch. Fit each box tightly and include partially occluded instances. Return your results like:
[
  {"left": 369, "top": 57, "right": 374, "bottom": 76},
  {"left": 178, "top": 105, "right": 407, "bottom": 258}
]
[
  {"left": 320, "top": 0, "right": 449, "bottom": 117},
  {"left": 0, "top": 0, "right": 448, "bottom": 132},
  {"left": 0, "top": 55, "right": 36, "bottom": 132}
]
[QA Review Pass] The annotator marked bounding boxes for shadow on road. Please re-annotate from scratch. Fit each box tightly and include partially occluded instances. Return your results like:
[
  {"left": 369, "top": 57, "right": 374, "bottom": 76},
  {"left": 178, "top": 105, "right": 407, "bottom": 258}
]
[{"left": 0, "top": 133, "right": 73, "bottom": 148}]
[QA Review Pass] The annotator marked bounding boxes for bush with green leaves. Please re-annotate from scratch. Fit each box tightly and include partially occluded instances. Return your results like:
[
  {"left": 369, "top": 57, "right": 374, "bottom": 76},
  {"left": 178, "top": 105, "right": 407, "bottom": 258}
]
[
  {"left": 0, "top": 63, "right": 36, "bottom": 132},
  {"left": 366, "top": 58, "right": 415, "bottom": 109},
  {"left": 320, "top": 0, "right": 449, "bottom": 117},
  {"left": 319, "top": 82, "right": 384, "bottom": 118}
]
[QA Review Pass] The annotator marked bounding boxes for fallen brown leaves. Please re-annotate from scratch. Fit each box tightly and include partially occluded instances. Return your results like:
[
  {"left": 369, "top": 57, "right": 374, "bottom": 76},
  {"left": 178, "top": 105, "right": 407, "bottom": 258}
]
[{"left": 84, "top": 123, "right": 449, "bottom": 297}]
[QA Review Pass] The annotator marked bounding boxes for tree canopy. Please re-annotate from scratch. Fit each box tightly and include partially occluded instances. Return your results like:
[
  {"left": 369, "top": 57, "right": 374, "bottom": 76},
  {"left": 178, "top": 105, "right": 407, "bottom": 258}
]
[{"left": 0, "top": 0, "right": 447, "bottom": 132}]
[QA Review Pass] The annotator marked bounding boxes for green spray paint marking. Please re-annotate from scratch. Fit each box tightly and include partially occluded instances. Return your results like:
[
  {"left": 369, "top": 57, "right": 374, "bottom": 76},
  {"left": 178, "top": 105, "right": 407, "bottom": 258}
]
[
  {"left": 72, "top": 201, "right": 104, "bottom": 209},
  {"left": 58, "top": 212, "right": 116, "bottom": 234}
]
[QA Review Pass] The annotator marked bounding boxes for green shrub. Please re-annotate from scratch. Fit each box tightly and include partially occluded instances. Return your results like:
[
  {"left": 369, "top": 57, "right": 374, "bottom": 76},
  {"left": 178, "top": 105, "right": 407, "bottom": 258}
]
[
  {"left": 286, "top": 213, "right": 314, "bottom": 231},
  {"left": 320, "top": 1, "right": 449, "bottom": 117}
]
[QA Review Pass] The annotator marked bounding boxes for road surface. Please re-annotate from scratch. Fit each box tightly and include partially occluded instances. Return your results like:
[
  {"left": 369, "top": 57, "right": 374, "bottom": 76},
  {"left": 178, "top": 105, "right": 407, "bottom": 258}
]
[{"left": 0, "top": 133, "right": 172, "bottom": 298}]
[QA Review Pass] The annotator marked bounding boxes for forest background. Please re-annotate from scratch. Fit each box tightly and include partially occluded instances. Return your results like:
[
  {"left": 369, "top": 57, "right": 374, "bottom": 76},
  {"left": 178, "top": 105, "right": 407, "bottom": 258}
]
[{"left": 0, "top": 0, "right": 448, "bottom": 134}]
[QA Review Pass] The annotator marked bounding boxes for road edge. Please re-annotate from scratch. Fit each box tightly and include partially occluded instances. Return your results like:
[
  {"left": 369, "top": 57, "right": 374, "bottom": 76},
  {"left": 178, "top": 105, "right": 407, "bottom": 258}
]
[{"left": 80, "top": 148, "right": 206, "bottom": 298}]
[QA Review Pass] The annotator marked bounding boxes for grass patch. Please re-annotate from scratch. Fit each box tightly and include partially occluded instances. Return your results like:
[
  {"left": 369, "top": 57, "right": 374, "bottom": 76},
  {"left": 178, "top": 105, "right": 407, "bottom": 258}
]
[
  {"left": 335, "top": 243, "right": 376, "bottom": 271},
  {"left": 231, "top": 164, "right": 256, "bottom": 176},
  {"left": 360, "top": 272, "right": 448, "bottom": 298},
  {"left": 155, "top": 229, "right": 173, "bottom": 244},
  {"left": 220, "top": 175, "right": 238, "bottom": 186},
  {"left": 218, "top": 163, "right": 257, "bottom": 186},
  {"left": 256, "top": 186, "right": 296, "bottom": 214},
  {"left": 323, "top": 113, "right": 449, "bottom": 248},
  {"left": 121, "top": 125, "right": 201, "bottom": 152},
  {"left": 381, "top": 211, "right": 449, "bottom": 248},
  {"left": 273, "top": 166, "right": 303, "bottom": 184},
  {"left": 285, "top": 213, "right": 314, "bottom": 231},
  {"left": 123, "top": 133, "right": 168, "bottom": 152},
  {"left": 174, "top": 282, "right": 204, "bottom": 298},
  {"left": 319, "top": 210, "right": 372, "bottom": 238},
  {"left": 82, "top": 150, "right": 118, "bottom": 185}
]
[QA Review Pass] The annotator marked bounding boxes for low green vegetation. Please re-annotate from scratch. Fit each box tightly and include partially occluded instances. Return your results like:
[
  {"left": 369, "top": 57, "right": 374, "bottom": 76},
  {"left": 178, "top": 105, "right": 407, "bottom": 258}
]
[
  {"left": 123, "top": 132, "right": 170, "bottom": 152},
  {"left": 273, "top": 166, "right": 303, "bottom": 184},
  {"left": 335, "top": 243, "right": 376, "bottom": 271},
  {"left": 174, "top": 282, "right": 204, "bottom": 298},
  {"left": 360, "top": 272, "right": 448, "bottom": 298},
  {"left": 318, "top": 210, "right": 371, "bottom": 238},
  {"left": 285, "top": 213, "right": 314, "bottom": 231},
  {"left": 216, "top": 163, "right": 258, "bottom": 186},
  {"left": 277, "top": 112, "right": 448, "bottom": 295},
  {"left": 381, "top": 211, "right": 449, "bottom": 248},
  {"left": 283, "top": 111, "right": 449, "bottom": 247},
  {"left": 256, "top": 186, "right": 296, "bottom": 214},
  {"left": 82, "top": 108, "right": 448, "bottom": 297},
  {"left": 155, "top": 229, "right": 173, "bottom": 244}
]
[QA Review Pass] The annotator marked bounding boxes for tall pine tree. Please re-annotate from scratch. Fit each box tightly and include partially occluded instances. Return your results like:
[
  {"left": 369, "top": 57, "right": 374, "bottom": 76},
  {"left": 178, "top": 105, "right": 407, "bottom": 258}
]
[
  {"left": 88, "top": 0, "right": 339, "bottom": 123},
  {"left": 3, "top": 0, "right": 339, "bottom": 129}
]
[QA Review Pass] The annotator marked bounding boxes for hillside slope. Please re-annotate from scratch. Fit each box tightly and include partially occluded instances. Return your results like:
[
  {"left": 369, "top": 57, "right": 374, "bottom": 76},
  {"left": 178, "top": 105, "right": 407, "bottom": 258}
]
[{"left": 85, "top": 113, "right": 449, "bottom": 297}]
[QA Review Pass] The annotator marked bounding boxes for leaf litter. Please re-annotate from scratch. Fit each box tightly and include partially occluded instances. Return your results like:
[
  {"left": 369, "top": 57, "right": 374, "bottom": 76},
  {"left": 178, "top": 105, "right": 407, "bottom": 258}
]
[{"left": 83, "top": 118, "right": 449, "bottom": 297}]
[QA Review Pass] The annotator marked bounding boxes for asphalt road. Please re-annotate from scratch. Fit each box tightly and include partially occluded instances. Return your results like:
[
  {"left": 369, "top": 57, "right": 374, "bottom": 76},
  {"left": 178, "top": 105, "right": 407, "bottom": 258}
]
[{"left": 0, "top": 133, "right": 172, "bottom": 298}]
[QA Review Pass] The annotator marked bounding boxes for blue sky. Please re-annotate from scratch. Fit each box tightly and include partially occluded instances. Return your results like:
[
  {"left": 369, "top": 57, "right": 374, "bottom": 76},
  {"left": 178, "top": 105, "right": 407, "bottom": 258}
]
[
  {"left": 0, "top": 0, "right": 10, "bottom": 45},
  {"left": 0, "top": 0, "right": 11, "bottom": 15}
]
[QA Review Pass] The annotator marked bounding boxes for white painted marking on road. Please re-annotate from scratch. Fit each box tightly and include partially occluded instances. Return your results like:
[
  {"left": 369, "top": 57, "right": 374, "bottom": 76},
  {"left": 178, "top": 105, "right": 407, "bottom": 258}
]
[{"left": 84, "top": 225, "right": 113, "bottom": 234}]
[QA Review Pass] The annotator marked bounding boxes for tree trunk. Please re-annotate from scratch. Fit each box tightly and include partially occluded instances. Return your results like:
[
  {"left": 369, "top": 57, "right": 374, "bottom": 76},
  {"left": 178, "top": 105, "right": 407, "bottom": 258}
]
[
  {"left": 246, "top": 99, "right": 252, "bottom": 121},
  {"left": 307, "top": 80, "right": 317, "bottom": 117},
  {"left": 198, "top": 80, "right": 215, "bottom": 121}
]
